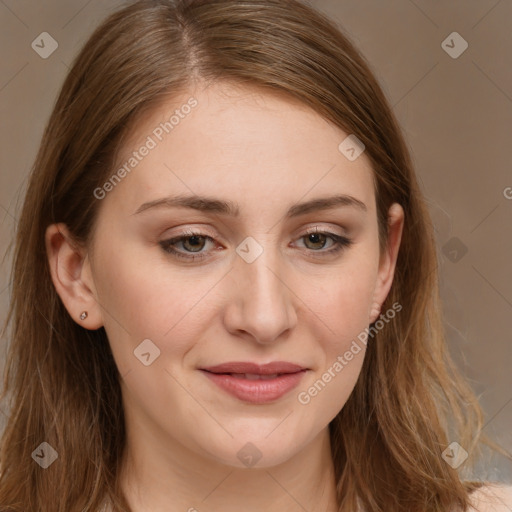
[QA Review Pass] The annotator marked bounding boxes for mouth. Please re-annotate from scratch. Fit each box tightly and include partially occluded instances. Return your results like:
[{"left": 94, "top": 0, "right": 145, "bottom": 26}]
[
  {"left": 199, "top": 361, "right": 308, "bottom": 404},
  {"left": 205, "top": 372, "right": 289, "bottom": 380},
  {"left": 200, "top": 361, "right": 307, "bottom": 375}
]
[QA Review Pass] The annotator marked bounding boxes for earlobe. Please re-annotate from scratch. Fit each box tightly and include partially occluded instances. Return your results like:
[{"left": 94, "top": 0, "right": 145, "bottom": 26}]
[
  {"left": 369, "top": 302, "right": 381, "bottom": 324},
  {"left": 369, "top": 203, "right": 404, "bottom": 323},
  {"left": 45, "top": 223, "right": 103, "bottom": 329}
]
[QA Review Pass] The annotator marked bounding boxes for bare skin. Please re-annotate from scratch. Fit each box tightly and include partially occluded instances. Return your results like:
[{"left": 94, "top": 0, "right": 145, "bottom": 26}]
[{"left": 46, "top": 81, "right": 405, "bottom": 511}]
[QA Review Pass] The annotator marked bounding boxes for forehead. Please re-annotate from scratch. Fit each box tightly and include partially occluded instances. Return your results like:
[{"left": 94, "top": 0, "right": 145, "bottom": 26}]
[{"left": 104, "top": 81, "right": 376, "bottom": 216}]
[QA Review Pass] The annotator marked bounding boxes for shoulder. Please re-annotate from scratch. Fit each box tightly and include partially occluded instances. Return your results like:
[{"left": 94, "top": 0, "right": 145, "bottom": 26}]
[{"left": 467, "top": 483, "right": 512, "bottom": 512}]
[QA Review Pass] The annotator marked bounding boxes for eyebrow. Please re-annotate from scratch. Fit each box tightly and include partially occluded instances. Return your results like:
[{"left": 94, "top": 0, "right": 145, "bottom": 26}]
[{"left": 133, "top": 193, "right": 367, "bottom": 218}]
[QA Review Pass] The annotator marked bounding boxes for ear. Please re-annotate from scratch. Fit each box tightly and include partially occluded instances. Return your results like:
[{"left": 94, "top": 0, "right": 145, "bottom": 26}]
[
  {"left": 369, "top": 203, "right": 404, "bottom": 323},
  {"left": 45, "top": 223, "right": 103, "bottom": 329}
]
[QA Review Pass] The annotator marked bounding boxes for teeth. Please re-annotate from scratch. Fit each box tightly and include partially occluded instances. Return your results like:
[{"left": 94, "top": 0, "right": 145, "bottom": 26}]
[{"left": 230, "top": 373, "right": 280, "bottom": 380}]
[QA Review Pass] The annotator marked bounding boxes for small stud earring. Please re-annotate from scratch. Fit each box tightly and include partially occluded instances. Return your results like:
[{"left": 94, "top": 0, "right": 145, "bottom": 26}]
[{"left": 79, "top": 311, "right": 88, "bottom": 321}]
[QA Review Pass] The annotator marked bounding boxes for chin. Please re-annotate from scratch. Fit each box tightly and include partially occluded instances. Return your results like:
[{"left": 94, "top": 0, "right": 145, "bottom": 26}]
[{"left": 201, "top": 436, "right": 301, "bottom": 470}]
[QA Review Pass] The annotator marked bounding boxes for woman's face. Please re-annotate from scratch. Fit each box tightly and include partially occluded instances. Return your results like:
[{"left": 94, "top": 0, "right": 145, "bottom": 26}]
[{"left": 61, "top": 82, "right": 403, "bottom": 468}]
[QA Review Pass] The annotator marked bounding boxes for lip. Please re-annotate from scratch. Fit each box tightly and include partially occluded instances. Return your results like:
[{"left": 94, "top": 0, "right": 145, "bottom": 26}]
[
  {"left": 199, "top": 361, "right": 308, "bottom": 404},
  {"left": 201, "top": 361, "right": 306, "bottom": 375}
]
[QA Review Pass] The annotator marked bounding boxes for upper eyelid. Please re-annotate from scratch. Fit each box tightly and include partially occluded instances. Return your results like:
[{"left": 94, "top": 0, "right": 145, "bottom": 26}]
[{"left": 163, "top": 223, "right": 349, "bottom": 240}]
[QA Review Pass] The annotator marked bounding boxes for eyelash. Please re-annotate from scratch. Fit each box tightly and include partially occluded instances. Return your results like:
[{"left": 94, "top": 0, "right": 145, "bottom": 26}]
[{"left": 159, "top": 227, "right": 353, "bottom": 262}]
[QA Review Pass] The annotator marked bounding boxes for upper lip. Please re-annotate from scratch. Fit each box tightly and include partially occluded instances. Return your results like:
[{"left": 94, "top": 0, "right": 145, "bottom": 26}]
[{"left": 200, "top": 361, "right": 307, "bottom": 375}]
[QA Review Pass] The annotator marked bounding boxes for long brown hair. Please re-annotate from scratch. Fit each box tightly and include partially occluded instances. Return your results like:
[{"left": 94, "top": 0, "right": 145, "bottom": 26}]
[{"left": 0, "top": 0, "right": 505, "bottom": 510}]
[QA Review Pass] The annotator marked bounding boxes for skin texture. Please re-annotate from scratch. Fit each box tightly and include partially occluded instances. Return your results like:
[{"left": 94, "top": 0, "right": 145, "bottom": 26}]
[
  {"left": 469, "top": 485, "right": 512, "bottom": 512},
  {"left": 46, "top": 81, "right": 404, "bottom": 512}
]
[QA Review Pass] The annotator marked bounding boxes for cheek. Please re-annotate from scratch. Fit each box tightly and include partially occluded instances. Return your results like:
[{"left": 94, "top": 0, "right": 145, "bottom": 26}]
[
  {"left": 320, "top": 281, "right": 373, "bottom": 382},
  {"left": 317, "top": 249, "right": 379, "bottom": 339},
  {"left": 297, "top": 285, "right": 372, "bottom": 423},
  {"left": 91, "top": 238, "right": 223, "bottom": 367},
  {"left": 297, "top": 249, "right": 378, "bottom": 413}
]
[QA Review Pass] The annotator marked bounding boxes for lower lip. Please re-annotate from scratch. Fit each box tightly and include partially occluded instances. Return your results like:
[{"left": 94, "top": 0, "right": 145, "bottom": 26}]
[{"left": 200, "top": 370, "right": 306, "bottom": 404}]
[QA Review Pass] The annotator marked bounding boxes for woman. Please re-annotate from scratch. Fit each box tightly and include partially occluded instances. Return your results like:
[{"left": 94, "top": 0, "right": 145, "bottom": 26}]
[{"left": 0, "top": 0, "right": 510, "bottom": 510}]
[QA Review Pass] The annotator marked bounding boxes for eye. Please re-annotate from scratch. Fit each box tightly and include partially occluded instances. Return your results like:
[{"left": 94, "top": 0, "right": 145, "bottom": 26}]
[
  {"left": 294, "top": 227, "right": 353, "bottom": 258},
  {"left": 159, "top": 226, "right": 353, "bottom": 262},
  {"left": 159, "top": 229, "right": 215, "bottom": 261}
]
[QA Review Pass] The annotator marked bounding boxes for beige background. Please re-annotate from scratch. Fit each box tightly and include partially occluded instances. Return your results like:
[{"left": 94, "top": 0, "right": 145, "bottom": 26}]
[{"left": 0, "top": 0, "right": 511, "bottom": 482}]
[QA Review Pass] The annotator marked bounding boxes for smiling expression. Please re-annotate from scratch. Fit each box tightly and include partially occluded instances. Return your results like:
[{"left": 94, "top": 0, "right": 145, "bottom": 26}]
[{"left": 80, "top": 81, "right": 401, "bottom": 468}]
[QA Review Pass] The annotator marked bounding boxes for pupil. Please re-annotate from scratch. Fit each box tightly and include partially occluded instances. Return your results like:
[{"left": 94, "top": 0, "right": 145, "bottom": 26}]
[
  {"left": 186, "top": 235, "right": 204, "bottom": 252},
  {"left": 307, "top": 233, "right": 325, "bottom": 249}
]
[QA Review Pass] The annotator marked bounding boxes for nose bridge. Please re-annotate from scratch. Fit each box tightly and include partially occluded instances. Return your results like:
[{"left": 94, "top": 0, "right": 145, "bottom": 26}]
[{"left": 226, "top": 234, "right": 296, "bottom": 343}]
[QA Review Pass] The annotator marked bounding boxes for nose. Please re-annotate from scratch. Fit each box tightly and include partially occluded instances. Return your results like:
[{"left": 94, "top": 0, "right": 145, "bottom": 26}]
[{"left": 222, "top": 241, "right": 298, "bottom": 345}]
